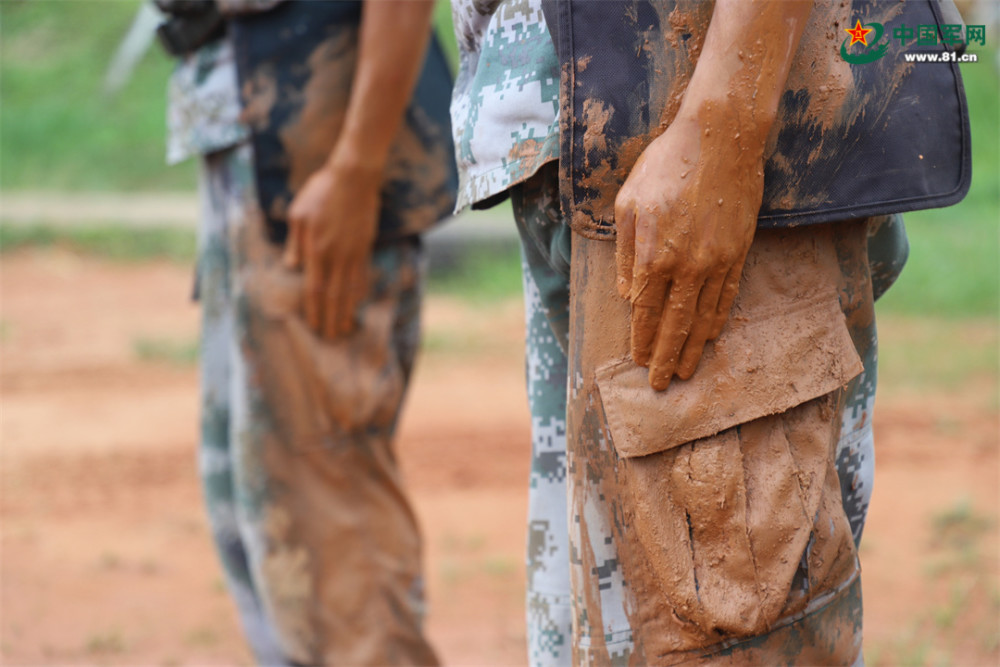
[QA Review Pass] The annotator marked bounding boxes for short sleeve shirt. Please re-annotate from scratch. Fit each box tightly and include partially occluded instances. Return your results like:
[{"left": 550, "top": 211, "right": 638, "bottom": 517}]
[
  {"left": 449, "top": 0, "right": 560, "bottom": 210},
  {"left": 166, "top": 38, "right": 247, "bottom": 165}
]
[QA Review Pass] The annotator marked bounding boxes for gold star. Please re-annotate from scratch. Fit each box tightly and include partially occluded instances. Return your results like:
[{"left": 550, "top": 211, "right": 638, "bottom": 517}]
[{"left": 845, "top": 19, "right": 873, "bottom": 47}]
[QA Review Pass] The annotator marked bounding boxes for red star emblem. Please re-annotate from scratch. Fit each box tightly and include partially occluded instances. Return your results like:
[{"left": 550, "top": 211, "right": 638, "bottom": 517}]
[{"left": 845, "top": 19, "right": 873, "bottom": 46}]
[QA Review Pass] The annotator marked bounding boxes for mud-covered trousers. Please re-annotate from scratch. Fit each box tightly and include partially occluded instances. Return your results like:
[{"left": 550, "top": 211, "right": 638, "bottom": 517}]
[
  {"left": 516, "top": 164, "right": 908, "bottom": 666},
  {"left": 196, "top": 143, "right": 437, "bottom": 666}
]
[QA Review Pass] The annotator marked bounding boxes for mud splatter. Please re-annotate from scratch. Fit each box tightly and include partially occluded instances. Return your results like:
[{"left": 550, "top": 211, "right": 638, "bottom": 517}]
[
  {"left": 571, "top": 224, "right": 866, "bottom": 660},
  {"left": 279, "top": 31, "right": 358, "bottom": 195}
]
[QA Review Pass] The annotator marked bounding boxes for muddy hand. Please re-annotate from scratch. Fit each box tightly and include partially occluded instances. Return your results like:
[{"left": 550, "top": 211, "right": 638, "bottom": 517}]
[
  {"left": 286, "top": 162, "right": 380, "bottom": 340},
  {"left": 614, "top": 110, "right": 761, "bottom": 392}
]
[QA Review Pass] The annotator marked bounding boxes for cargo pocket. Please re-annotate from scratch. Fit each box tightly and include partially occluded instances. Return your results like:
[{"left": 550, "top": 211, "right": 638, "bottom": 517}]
[
  {"left": 282, "top": 298, "right": 404, "bottom": 438},
  {"left": 241, "top": 253, "right": 405, "bottom": 452},
  {"left": 595, "top": 289, "right": 863, "bottom": 643}
]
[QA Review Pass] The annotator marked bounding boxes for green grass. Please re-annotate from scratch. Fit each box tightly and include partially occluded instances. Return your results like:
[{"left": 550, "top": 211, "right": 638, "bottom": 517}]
[
  {"left": 433, "top": 0, "right": 459, "bottom": 73},
  {"left": 875, "top": 55, "right": 1000, "bottom": 319},
  {"left": 133, "top": 336, "right": 199, "bottom": 366},
  {"left": 0, "top": 0, "right": 458, "bottom": 192},
  {"left": 876, "top": 315, "right": 999, "bottom": 394},
  {"left": 0, "top": 223, "right": 196, "bottom": 263},
  {"left": 1, "top": 1, "right": 995, "bottom": 320},
  {"left": 427, "top": 245, "right": 523, "bottom": 303},
  {"left": 84, "top": 631, "right": 126, "bottom": 655},
  {"left": 1, "top": 0, "right": 197, "bottom": 191}
]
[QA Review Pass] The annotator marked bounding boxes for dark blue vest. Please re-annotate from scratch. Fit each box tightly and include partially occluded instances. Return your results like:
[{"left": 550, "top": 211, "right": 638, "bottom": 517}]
[
  {"left": 230, "top": 0, "right": 458, "bottom": 245},
  {"left": 545, "top": 0, "right": 972, "bottom": 239}
]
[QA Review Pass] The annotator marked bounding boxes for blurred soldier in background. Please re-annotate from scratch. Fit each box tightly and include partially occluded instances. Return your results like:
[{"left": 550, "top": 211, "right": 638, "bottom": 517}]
[{"left": 159, "top": 0, "right": 456, "bottom": 663}]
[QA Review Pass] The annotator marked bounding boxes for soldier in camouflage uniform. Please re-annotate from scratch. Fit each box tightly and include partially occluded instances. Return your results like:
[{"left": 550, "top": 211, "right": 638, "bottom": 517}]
[
  {"left": 448, "top": 1, "right": 922, "bottom": 665},
  {"left": 165, "top": 1, "right": 453, "bottom": 663}
]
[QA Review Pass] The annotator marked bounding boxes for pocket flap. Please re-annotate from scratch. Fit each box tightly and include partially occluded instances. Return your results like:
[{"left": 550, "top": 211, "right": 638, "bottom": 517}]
[{"left": 595, "top": 295, "right": 863, "bottom": 458}]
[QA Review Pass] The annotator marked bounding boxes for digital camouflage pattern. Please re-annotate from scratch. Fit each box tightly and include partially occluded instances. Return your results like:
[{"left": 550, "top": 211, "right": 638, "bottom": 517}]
[
  {"left": 197, "top": 144, "right": 437, "bottom": 665},
  {"left": 166, "top": 38, "right": 247, "bottom": 165},
  {"left": 512, "top": 163, "right": 572, "bottom": 667},
  {"left": 509, "top": 164, "right": 908, "bottom": 665},
  {"left": 450, "top": 0, "right": 560, "bottom": 210}
]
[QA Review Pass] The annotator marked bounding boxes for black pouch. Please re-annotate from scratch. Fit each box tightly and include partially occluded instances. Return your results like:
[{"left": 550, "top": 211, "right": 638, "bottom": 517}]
[
  {"left": 550, "top": 0, "right": 972, "bottom": 239},
  {"left": 230, "top": 0, "right": 458, "bottom": 245},
  {"left": 155, "top": 1, "right": 225, "bottom": 57}
]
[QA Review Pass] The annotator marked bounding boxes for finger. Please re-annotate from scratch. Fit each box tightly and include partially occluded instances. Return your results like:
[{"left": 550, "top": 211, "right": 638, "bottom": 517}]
[
  {"left": 615, "top": 203, "right": 637, "bottom": 299},
  {"left": 322, "top": 263, "right": 347, "bottom": 340},
  {"left": 648, "top": 279, "right": 701, "bottom": 391},
  {"left": 708, "top": 260, "right": 745, "bottom": 340},
  {"left": 676, "top": 270, "right": 727, "bottom": 379},
  {"left": 629, "top": 266, "right": 669, "bottom": 368},
  {"left": 338, "top": 261, "right": 369, "bottom": 336},
  {"left": 304, "top": 251, "right": 325, "bottom": 333},
  {"left": 283, "top": 218, "right": 301, "bottom": 269}
]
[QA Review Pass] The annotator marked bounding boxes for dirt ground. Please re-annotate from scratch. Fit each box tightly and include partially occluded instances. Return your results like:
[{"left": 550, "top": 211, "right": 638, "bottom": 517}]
[{"left": 2, "top": 248, "right": 998, "bottom": 666}]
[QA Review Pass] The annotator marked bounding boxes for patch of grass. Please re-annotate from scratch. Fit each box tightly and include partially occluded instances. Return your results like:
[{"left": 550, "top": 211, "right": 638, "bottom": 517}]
[
  {"left": 482, "top": 555, "right": 517, "bottom": 578},
  {"left": 85, "top": 631, "right": 126, "bottom": 655},
  {"left": 432, "top": 0, "right": 458, "bottom": 74},
  {"left": 422, "top": 328, "right": 509, "bottom": 357},
  {"left": 867, "top": 629, "right": 939, "bottom": 667},
  {"left": 876, "top": 316, "right": 999, "bottom": 391},
  {"left": 931, "top": 497, "right": 994, "bottom": 550},
  {"left": 875, "top": 52, "right": 1000, "bottom": 320},
  {"left": 0, "top": 223, "right": 197, "bottom": 263},
  {"left": 184, "top": 627, "right": 218, "bottom": 647},
  {"left": 933, "top": 581, "right": 973, "bottom": 631},
  {"left": 0, "top": 0, "right": 456, "bottom": 192},
  {"left": 133, "top": 337, "right": 199, "bottom": 366},
  {"left": 1, "top": 0, "right": 197, "bottom": 191},
  {"left": 428, "top": 246, "right": 522, "bottom": 303}
]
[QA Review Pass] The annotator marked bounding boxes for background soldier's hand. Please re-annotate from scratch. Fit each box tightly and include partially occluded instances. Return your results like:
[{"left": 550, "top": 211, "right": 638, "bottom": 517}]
[
  {"left": 614, "top": 107, "right": 762, "bottom": 391},
  {"left": 282, "top": 0, "right": 435, "bottom": 342},
  {"left": 285, "top": 162, "right": 380, "bottom": 340}
]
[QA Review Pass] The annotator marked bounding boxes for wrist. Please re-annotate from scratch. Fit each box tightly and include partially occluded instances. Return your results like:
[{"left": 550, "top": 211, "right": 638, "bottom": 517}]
[
  {"left": 676, "top": 94, "right": 772, "bottom": 161},
  {"left": 322, "top": 151, "right": 386, "bottom": 192}
]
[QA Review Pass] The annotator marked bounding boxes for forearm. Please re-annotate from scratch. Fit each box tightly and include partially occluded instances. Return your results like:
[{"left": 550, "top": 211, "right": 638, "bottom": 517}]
[
  {"left": 677, "top": 0, "right": 813, "bottom": 147},
  {"left": 615, "top": 0, "right": 815, "bottom": 389},
  {"left": 329, "top": 0, "right": 436, "bottom": 176}
]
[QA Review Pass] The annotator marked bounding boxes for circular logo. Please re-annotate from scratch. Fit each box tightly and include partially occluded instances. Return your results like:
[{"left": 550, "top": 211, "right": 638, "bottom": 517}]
[{"left": 841, "top": 21, "right": 889, "bottom": 64}]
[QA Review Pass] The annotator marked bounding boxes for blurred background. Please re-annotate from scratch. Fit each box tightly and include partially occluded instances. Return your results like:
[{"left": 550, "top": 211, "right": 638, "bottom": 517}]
[{"left": 1, "top": 1, "right": 997, "bottom": 665}]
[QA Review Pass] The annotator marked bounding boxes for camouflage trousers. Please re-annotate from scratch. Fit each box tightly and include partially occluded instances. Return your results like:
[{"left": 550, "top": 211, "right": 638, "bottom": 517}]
[
  {"left": 197, "top": 143, "right": 437, "bottom": 666},
  {"left": 513, "top": 163, "right": 907, "bottom": 666}
]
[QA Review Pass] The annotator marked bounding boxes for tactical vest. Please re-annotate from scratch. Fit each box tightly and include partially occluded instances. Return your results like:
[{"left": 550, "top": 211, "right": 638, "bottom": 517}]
[
  {"left": 544, "top": 0, "right": 972, "bottom": 240},
  {"left": 229, "top": 0, "right": 458, "bottom": 245}
]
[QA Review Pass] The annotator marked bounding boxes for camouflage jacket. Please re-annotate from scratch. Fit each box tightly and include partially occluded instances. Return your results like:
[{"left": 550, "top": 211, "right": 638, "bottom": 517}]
[
  {"left": 164, "top": 0, "right": 282, "bottom": 164},
  {"left": 450, "top": 0, "right": 560, "bottom": 211}
]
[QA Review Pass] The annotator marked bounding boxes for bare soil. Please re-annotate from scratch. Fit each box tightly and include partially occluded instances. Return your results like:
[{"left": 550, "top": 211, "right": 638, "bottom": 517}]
[{"left": 2, "top": 248, "right": 997, "bottom": 666}]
